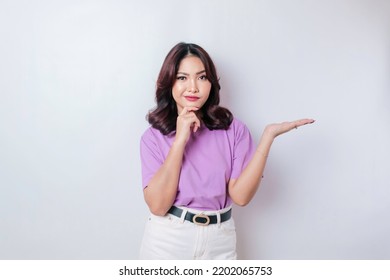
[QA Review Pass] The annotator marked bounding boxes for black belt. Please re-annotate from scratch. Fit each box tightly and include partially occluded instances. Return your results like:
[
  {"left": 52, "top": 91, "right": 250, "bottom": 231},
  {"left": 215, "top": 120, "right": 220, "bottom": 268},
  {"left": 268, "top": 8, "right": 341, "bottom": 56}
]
[{"left": 167, "top": 206, "right": 232, "bottom": 226}]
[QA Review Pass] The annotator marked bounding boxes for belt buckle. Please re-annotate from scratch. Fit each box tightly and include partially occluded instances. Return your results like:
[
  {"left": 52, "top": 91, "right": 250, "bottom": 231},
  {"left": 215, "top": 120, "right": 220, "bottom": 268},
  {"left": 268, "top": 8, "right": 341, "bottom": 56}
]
[{"left": 192, "top": 213, "right": 210, "bottom": 226}]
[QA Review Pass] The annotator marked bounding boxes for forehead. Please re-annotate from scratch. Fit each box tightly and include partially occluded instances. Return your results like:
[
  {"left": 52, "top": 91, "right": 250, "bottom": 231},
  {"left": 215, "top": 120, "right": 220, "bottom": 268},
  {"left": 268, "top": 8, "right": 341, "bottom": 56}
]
[{"left": 177, "top": 55, "right": 205, "bottom": 72}]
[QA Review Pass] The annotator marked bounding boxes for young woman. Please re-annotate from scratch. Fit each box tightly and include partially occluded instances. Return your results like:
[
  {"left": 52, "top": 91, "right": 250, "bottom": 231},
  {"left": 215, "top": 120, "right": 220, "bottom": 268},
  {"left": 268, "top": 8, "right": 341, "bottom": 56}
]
[{"left": 139, "top": 42, "right": 314, "bottom": 259}]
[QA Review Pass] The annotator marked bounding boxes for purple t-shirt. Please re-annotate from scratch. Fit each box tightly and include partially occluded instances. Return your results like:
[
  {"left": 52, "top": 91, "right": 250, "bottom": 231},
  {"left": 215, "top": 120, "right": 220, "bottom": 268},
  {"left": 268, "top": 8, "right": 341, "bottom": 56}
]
[{"left": 140, "top": 118, "right": 256, "bottom": 211}]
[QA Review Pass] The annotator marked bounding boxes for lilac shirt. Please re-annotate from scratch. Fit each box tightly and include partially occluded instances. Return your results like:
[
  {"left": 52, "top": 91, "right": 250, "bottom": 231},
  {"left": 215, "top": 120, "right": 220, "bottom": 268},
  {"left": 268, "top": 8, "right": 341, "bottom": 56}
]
[{"left": 140, "top": 118, "right": 256, "bottom": 211}]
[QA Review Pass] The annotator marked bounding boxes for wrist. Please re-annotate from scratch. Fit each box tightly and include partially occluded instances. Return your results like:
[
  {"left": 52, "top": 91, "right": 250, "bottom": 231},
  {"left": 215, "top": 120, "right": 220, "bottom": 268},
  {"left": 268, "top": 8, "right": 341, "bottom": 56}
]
[
  {"left": 255, "top": 149, "right": 269, "bottom": 157},
  {"left": 256, "top": 131, "right": 274, "bottom": 156},
  {"left": 172, "top": 139, "right": 186, "bottom": 149},
  {"left": 260, "top": 129, "right": 275, "bottom": 144}
]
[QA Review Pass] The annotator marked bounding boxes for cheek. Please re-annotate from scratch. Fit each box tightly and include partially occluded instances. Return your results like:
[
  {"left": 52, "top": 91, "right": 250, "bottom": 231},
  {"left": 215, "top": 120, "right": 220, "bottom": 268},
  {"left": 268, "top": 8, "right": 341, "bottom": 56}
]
[
  {"left": 202, "top": 84, "right": 212, "bottom": 99},
  {"left": 171, "top": 84, "right": 183, "bottom": 101}
]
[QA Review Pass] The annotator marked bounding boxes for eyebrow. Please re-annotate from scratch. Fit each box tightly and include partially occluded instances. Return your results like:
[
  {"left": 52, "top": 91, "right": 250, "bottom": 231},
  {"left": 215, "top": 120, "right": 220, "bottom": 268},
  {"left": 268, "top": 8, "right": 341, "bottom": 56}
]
[{"left": 177, "top": 70, "right": 206, "bottom": 76}]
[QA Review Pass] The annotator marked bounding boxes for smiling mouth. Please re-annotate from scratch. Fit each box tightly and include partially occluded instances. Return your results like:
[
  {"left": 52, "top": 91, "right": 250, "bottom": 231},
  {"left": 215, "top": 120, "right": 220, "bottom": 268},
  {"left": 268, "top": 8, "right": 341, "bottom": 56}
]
[{"left": 185, "top": 96, "right": 200, "bottom": 102}]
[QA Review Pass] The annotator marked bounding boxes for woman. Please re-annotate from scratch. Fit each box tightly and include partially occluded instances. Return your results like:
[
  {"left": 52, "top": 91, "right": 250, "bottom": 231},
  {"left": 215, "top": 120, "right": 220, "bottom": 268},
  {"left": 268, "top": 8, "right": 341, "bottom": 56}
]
[{"left": 140, "top": 42, "right": 314, "bottom": 259}]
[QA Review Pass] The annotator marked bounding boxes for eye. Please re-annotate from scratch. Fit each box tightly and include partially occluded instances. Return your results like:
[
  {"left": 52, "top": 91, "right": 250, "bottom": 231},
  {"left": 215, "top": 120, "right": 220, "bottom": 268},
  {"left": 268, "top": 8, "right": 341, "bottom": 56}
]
[
  {"left": 199, "top": 75, "right": 208, "bottom": 80},
  {"left": 176, "top": 76, "right": 186, "bottom": 81}
]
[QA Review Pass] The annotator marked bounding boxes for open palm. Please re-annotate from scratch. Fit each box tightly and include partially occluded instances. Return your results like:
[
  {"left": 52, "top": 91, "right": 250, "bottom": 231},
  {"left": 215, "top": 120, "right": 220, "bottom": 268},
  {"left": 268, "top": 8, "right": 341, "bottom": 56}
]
[{"left": 264, "top": 118, "right": 315, "bottom": 138}]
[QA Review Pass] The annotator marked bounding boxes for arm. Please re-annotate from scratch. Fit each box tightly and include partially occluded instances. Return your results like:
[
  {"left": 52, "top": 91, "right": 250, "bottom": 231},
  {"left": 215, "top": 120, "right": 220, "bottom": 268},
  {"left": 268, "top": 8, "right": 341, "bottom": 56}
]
[
  {"left": 143, "top": 107, "right": 200, "bottom": 216},
  {"left": 143, "top": 141, "right": 185, "bottom": 216},
  {"left": 228, "top": 118, "right": 315, "bottom": 206}
]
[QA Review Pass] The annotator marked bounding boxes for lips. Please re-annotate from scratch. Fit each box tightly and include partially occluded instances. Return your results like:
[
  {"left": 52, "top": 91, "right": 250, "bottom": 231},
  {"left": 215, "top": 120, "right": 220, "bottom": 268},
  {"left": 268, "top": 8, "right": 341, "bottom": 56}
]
[{"left": 185, "top": 96, "right": 200, "bottom": 102}]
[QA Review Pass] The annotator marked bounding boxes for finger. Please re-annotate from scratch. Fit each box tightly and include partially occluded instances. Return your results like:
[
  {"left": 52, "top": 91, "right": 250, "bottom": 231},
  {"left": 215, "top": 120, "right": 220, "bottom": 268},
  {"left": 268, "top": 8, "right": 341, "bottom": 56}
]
[
  {"left": 180, "top": 106, "right": 199, "bottom": 115},
  {"left": 185, "top": 106, "right": 199, "bottom": 113},
  {"left": 190, "top": 114, "right": 201, "bottom": 132},
  {"left": 193, "top": 124, "right": 198, "bottom": 132},
  {"left": 179, "top": 107, "right": 189, "bottom": 116},
  {"left": 179, "top": 112, "right": 200, "bottom": 131},
  {"left": 193, "top": 119, "right": 201, "bottom": 132},
  {"left": 291, "top": 119, "right": 315, "bottom": 129}
]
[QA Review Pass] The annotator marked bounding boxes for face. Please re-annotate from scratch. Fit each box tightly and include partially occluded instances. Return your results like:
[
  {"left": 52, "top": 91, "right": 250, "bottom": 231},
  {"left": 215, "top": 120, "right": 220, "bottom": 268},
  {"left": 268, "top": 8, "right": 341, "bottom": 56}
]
[{"left": 172, "top": 55, "right": 211, "bottom": 114}]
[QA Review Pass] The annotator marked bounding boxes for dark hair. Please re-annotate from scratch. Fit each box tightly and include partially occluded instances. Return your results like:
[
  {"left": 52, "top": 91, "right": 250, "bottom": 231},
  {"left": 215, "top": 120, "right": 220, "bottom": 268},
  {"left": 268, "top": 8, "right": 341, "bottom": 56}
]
[{"left": 147, "top": 42, "right": 233, "bottom": 135}]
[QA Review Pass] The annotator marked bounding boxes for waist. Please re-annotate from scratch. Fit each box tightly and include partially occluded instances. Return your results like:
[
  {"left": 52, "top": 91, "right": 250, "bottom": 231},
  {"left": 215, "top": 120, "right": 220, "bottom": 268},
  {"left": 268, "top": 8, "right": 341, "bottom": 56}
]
[{"left": 167, "top": 205, "right": 232, "bottom": 226}]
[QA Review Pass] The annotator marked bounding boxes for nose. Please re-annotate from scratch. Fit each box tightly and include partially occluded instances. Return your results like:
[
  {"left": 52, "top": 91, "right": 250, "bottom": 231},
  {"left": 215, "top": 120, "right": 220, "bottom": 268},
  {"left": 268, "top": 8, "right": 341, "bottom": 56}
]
[{"left": 187, "top": 79, "right": 199, "bottom": 93}]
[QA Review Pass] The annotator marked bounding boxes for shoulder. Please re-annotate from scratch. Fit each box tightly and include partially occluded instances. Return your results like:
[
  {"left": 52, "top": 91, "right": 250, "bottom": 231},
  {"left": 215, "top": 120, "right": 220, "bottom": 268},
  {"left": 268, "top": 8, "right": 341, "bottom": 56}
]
[
  {"left": 140, "top": 127, "right": 163, "bottom": 155},
  {"left": 227, "top": 118, "right": 253, "bottom": 141},
  {"left": 141, "top": 126, "right": 174, "bottom": 143},
  {"left": 141, "top": 126, "right": 158, "bottom": 138},
  {"left": 140, "top": 126, "right": 161, "bottom": 144},
  {"left": 229, "top": 118, "right": 250, "bottom": 132},
  {"left": 230, "top": 117, "right": 246, "bottom": 127}
]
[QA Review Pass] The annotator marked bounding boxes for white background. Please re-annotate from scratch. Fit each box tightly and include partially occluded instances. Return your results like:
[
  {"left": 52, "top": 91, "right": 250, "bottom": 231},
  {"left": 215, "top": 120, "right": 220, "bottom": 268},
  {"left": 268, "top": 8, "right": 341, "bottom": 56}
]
[{"left": 0, "top": 0, "right": 389, "bottom": 259}]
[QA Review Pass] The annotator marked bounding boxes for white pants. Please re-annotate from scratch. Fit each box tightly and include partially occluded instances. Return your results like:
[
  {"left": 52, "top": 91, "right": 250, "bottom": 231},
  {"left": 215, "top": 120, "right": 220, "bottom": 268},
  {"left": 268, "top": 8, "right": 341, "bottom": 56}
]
[{"left": 139, "top": 206, "right": 237, "bottom": 260}]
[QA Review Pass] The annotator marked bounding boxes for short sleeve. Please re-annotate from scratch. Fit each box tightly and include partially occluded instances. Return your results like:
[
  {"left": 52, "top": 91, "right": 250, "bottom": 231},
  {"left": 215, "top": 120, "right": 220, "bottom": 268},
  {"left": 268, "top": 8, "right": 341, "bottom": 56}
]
[
  {"left": 140, "top": 129, "right": 164, "bottom": 188},
  {"left": 230, "top": 120, "right": 256, "bottom": 179}
]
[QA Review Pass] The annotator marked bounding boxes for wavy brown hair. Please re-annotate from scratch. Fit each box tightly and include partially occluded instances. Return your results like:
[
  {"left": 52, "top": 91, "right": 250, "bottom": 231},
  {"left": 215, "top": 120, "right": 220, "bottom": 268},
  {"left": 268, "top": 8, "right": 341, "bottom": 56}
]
[{"left": 147, "top": 42, "right": 233, "bottom": 135}]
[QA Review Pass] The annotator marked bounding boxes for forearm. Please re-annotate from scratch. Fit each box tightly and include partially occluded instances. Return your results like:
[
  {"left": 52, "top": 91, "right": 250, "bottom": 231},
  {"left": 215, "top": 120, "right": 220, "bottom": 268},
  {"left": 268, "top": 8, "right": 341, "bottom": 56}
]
[
  {"left": 228, "top": 118, "right": 315, "bottom": 206},
  {"left": 144, "top": 141, "right": 185, "bottom": 216},
  {"left": 228, "top": 132, "right": 274, "bottom": 206}
]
